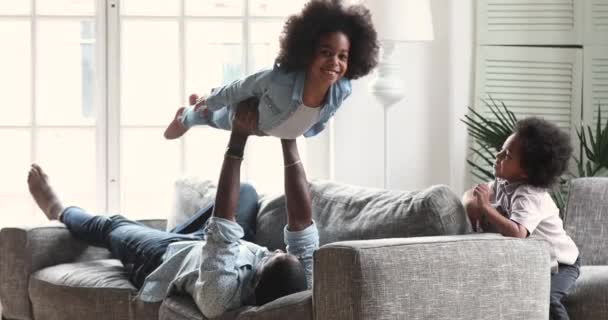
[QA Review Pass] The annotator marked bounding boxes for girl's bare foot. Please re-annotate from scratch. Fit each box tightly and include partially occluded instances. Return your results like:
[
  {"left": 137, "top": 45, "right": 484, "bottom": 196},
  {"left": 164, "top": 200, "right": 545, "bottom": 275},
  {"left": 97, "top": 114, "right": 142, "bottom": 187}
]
[
  {"left": 164, "top": 107, "right": 188, "bottom": 139},
  {"left": 164, "top": 94, "right": 203, "bottom": 140},
  {"left": 27, "top": 164, "right": 64, "bottom": 220}
]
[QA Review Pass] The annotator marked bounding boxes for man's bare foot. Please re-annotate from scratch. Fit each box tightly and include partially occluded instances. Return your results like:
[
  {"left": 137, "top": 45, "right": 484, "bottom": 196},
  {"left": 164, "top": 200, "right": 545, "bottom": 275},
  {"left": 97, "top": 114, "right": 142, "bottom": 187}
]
[
  {"left": 164, "top": 107, "right": 188, "bottom": 139},
  {"left": 28, "top": 164, "right": 64, "bottom": 220}
]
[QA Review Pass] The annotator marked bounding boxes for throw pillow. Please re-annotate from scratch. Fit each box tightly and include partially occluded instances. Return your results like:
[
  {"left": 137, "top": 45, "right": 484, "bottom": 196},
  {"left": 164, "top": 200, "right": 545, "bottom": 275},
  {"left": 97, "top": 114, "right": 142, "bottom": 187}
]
[{"left": 167, "top": 176, "right": 217, "bottom": 231}]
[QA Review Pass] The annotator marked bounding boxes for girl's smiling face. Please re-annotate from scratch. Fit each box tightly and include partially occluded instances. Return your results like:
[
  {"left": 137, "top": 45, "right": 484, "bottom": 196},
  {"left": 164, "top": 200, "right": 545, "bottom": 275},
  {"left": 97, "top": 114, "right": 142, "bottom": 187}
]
[{"left": 307, "top": 31, "right": 350, "bottom": 86}]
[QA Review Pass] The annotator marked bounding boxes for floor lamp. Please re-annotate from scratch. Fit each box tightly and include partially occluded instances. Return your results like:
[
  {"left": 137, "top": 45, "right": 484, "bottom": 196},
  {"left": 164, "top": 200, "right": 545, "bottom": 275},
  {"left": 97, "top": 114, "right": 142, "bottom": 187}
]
[{"left": 366, "top": 0, "right": 434, "bottom": 189}]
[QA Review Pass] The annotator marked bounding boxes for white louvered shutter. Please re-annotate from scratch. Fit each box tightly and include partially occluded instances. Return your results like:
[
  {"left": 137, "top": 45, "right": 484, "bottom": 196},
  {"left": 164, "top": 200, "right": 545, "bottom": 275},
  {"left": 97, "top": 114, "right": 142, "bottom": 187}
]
[
  {"left": 584, "top": 0, "right": 608, "bottom": 45},
  {"left": 475, "top": 46, "right": 583, "bottom": 136},
  {"left": 476, "top": 0, "right": 583, "bottom": 45},
  {"left": 583, "top": 46, "right": 608, "bottom": 128}
]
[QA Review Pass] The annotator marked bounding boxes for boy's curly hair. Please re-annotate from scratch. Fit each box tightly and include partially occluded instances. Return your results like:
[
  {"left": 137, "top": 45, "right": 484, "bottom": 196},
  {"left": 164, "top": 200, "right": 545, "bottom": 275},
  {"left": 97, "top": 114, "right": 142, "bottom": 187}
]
[
  {"left": 515, "top": 117, "right": 572, "bottom": 188},
  {"left": 275, "top": 0, "right": 379, "bottom": 79}
]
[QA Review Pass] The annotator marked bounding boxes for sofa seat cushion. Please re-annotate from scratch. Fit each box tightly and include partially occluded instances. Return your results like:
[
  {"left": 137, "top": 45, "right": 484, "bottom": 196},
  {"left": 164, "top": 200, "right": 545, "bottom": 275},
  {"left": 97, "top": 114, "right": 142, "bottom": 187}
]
[
  {"left": 256, "top": 180, "right": 472, "bottom": 250},
  {"left": 159, "top": 291, "right": 312, "bottom": 320},
  {"left": 29, "top": 259, "right": 159, "bottom": 320},
  {"left": 160, "top": 295, "right": 249, "bottom": 320},
  {"left": 564, "top": 265, "right": 608, "bottom": 320}
]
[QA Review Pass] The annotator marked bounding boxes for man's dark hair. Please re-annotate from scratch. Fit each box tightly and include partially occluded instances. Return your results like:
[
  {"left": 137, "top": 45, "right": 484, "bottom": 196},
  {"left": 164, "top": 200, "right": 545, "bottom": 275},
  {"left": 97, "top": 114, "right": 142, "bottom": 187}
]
[
  {"left": 514, "top": 117, "right": 572, "bottom": 188},
  {"left": 275, "top": 0, "right": 379, "bottom": 79},
  {"left": 254, "top": 255, "right": 308, "bottom": 305}
]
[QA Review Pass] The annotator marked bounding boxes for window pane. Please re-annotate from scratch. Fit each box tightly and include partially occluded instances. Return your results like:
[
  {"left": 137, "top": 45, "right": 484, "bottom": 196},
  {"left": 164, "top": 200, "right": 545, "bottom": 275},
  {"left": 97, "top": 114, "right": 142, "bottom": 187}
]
[
  {"left": 0, "top": 1, "right": 30, "bottom": 15},
  {"left": 0, "top": 129, "right": 35, "bottom": 227},
  {"left": 121, "top": 0, "right": 179, "bottom": 16},
  {"left": 184, "top": 127, "right": 230, "bottom": 180},
  {"left": 37, "top": 20, "right": 96, "bottom": 126},
  {"left": 121, "top": 21, "right": 179, "bottom": 126},
  {"left": 121, "top": 128, "right": 180, "bottom": 219},
  {"left": 37, "top": 0, "right": 94, "bottom": 16},
  {"left": 185, "top": 21, "right": 242, "bottom": 97},
  {"left": 0, "top": 20, "right": 30, "bottom": 125},
  {"left": 250, "top": 21, "right": 283, "bottom": 72},
  {"left": 245, "top": 138, "right": 283, "bottom": 194},
  {"left": 185, "top": 0, "right": 243, "bottom": 17},
  {"left": 246, "top": 137, "right": 307, "bottom": 194},
  {"left": 249, "top": 0, "right": 305, "bottom": 17},
  {"left": 37, "top": 128, "right": 97, "bottom": 211}
]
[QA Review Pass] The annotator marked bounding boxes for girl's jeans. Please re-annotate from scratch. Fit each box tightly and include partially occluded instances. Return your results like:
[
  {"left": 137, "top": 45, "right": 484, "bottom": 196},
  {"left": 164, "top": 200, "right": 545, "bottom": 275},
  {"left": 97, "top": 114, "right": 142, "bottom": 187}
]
[{"left": 59, "top": 183, "right": 259, "bottom": 288}]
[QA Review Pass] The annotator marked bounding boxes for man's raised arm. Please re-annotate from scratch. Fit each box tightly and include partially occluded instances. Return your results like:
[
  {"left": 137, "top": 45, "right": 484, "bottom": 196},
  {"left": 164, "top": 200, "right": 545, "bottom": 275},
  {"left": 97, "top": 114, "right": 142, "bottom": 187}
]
[
  {"left": 195, "top": 98, "right": 259, "bottom": 318},
  {"left": 212, "top": 99, "right": 259, "bottom": 221},
  {"left": 280, "top": 139, "right": 313, "bottom": 231}
]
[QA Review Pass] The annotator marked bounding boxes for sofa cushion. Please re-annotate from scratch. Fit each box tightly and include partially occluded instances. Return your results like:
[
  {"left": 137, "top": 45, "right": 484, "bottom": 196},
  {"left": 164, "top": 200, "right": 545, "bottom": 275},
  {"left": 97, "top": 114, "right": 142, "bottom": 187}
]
[
  {"left": 236, "top": 290, "right": 312, "bottom": 320},
  {"left": 159, "top": 291, "right": 312, "bottom": 320},
  {"left": 160, "top": 295, "right": 249, "bottom": 320},
  {"left": 29, "top": 259, "right": 159, "bottom": 320},
  {"left": 564, "top": 265, "right": 608, "bottom": 320},
  {"left": 564, "top": 178, "right": 608, "bottom": 265},
  {"left": 255, "top": 180, "right": 471, "bottom": 250}
]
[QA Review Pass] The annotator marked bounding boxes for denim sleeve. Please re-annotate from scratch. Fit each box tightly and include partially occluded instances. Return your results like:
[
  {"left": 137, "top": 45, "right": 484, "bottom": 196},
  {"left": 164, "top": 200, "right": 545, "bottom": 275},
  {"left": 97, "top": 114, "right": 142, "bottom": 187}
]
[
  {"left": 284, "top": 221, "right": 319, "bottom": 289},
  {"left": 194, "top": 217, "right": 244, "bottom": 318},
  {"left": 204, "top": 68, "right": 272, "bottom": 111}
]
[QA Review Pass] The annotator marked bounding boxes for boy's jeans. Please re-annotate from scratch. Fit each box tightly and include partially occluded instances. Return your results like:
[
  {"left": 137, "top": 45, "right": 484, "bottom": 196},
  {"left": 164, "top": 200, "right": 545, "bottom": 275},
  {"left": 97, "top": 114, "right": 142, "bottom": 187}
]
[
  {"left": 59, "top": 183, "right": 259, "bottom": 288},
  {"left": 550, "top": 257, "right": 581, "bottom": 320}
]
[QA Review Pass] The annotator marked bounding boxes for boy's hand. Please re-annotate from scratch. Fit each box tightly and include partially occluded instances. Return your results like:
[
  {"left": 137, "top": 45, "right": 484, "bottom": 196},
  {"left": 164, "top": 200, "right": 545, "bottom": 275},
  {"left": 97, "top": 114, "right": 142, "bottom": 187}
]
[{"left": 473, "top": 183, "right": 491, "bottom": 209}]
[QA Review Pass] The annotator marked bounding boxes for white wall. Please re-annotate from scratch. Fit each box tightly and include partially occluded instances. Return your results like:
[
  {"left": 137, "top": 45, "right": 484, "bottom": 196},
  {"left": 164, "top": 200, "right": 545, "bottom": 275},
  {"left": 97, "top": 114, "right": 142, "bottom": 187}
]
[{"left": 331, "top": 0, "right": 474, "bottom": 194}]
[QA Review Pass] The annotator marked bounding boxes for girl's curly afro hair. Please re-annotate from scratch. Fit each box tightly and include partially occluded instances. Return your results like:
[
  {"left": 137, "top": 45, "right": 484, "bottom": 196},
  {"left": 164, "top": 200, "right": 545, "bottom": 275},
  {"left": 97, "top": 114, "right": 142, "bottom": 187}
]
[
  {"left": 515, "top": 117, "right": 573, "bottom": 188},
  {"left": 275, "top": 0, "right": 379, "bottom": 80}
]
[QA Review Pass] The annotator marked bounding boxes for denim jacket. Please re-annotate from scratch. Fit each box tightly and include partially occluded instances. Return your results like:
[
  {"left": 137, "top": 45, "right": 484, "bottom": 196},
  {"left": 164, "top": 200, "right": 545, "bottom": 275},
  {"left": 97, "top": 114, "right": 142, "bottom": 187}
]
[{"left": 181, "top": 64, "right": 352, "bottom": 137}]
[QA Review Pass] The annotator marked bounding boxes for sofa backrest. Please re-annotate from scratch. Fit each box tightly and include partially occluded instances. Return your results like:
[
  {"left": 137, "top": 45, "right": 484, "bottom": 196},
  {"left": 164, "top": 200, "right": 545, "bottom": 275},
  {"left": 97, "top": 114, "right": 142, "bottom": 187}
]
[
  {"left": 254, "top": 180, "right": 471, "bottom": 251},
  {"left": 564, "top": 177, "right": 608, "bottom": 265}
]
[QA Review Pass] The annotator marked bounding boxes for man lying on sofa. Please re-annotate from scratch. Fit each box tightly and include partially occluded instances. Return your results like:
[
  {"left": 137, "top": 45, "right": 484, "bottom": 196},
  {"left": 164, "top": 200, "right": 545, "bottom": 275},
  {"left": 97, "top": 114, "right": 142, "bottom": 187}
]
[{"left": 27, "top": 98, "right": 319, "bottom": 318}]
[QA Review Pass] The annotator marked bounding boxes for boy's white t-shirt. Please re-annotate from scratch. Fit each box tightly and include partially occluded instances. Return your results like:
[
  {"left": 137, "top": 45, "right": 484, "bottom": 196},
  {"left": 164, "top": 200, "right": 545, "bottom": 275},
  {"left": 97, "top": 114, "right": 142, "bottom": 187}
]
[
  {"left": 264, "top": 103, "right": 321, "bottom": 139},
  {"left": 489, "top": 179, "right": 579, "bottom": 266}
]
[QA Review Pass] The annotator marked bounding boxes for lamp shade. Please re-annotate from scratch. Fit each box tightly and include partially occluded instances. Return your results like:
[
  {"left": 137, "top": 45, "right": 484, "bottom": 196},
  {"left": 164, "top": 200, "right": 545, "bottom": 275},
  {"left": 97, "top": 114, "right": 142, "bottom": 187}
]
[{"left": 366, "top": 0, "right": 434, "bottom": 42}]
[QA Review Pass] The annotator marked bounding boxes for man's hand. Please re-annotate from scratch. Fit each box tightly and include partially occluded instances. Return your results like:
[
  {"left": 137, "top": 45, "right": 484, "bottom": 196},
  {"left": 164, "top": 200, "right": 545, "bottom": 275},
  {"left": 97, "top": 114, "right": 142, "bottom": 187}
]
[
  {"left": 231, "top": 98, "right": 260, "bottom": 138},
  {"left": 193, "top": 94, "right": 207, "bottom": 112}
]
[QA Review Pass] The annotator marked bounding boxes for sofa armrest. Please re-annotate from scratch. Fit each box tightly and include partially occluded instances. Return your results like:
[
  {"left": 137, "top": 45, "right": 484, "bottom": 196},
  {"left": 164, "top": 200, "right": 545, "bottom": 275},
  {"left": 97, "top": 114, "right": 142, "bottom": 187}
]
[
  {"left": 0, "top": 222, "right": 109, "bottom": 320},
  {"left": 313, "top": 234, "right": 551, "bottom": 320},
  {"left": 0, "top": 218, "right": 167, "bottom": 320}
]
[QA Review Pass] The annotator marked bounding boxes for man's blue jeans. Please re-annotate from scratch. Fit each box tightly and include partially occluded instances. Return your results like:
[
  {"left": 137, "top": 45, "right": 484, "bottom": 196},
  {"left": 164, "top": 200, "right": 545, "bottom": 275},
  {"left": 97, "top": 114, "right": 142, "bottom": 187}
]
[{"left": 59, "top": 183, "right": 259, "bottom": 288}]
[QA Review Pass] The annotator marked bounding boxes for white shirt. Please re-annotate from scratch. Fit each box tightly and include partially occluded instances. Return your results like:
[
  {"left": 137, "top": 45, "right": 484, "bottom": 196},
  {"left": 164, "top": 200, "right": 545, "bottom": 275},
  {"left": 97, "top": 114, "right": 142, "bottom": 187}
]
[
  {"left": 265, "top": 103, "right": 321, "bottom": 139},
  {"left": 489, "top": 179, "right": 579, "bottom": 267}
]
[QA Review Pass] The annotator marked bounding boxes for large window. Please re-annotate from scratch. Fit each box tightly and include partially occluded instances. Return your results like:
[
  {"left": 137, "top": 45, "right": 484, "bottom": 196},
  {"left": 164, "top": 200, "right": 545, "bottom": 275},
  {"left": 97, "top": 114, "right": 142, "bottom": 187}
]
[{"left": 0, "top": 0, "right": 313, "bottom": 226}]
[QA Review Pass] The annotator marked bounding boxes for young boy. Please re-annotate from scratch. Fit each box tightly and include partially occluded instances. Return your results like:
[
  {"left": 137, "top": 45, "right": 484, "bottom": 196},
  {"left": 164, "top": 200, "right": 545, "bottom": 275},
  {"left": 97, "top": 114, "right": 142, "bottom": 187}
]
[{"left": 463, "top": 117, "right": 580, "bottom": 320}]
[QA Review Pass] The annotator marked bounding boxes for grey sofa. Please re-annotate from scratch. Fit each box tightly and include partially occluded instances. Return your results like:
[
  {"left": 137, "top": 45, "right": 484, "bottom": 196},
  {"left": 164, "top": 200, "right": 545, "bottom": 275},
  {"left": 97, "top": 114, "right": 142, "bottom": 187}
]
[
  {"left": 1, "top": 180, "right": 554, "bottom": 320},
  {"left": 562, "top": 178, "right": 608, "bottom": 319}
]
